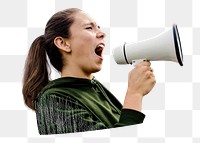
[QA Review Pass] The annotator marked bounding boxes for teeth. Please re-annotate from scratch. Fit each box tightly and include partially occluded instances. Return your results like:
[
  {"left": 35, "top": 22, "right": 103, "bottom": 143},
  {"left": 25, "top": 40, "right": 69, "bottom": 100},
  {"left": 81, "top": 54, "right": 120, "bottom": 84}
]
[{"left": 97, "top": 44, "right": 104, "bottom": 48}]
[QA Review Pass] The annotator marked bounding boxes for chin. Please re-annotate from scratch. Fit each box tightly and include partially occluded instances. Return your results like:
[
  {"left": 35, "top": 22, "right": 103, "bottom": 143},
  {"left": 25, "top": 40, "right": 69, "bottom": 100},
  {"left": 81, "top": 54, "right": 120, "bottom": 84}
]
[
  {"left": 92, "top": 66, "right": 102, "bottom": 73},
  {"left": 93, "top": 68, "right": 102, "bottom": 73}
]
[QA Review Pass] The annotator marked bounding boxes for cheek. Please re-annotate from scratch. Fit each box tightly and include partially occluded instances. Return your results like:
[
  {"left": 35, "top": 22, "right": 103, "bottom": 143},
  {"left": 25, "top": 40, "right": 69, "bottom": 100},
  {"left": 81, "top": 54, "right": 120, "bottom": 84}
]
[
  {"left": 73, "top": 35, "right": 95, "bottom": 54},
  {"left": 80, "top": 33, "right": 94, "bottom": 45}
]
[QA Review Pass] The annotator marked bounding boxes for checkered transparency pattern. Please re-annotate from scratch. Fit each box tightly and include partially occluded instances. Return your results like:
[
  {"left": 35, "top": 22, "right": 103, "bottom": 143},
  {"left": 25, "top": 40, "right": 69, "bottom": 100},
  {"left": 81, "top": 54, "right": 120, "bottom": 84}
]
[{"left": 0, "top": 0, "right": 199, "bottom": 143}]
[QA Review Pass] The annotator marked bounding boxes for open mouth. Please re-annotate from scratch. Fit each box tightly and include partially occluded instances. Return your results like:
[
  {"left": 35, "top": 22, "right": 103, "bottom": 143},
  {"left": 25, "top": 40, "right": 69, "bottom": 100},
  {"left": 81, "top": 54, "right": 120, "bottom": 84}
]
[{"left": 95, "top": 44, "right": 104, "bottom": 57}]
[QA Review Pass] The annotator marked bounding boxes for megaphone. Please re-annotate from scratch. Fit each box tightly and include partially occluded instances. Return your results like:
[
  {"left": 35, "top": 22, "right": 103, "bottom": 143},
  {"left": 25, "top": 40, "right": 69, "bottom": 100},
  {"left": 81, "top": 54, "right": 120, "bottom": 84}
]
[{"left": 112, "top": 24, "right": 183, "bottom": 66}]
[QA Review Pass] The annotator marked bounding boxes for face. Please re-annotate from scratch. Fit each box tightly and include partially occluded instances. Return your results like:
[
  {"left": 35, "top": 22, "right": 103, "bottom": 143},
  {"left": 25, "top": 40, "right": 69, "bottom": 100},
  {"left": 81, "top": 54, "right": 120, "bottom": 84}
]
[{"left": 66, "top": 11, "right": 106, "bottom": 77}]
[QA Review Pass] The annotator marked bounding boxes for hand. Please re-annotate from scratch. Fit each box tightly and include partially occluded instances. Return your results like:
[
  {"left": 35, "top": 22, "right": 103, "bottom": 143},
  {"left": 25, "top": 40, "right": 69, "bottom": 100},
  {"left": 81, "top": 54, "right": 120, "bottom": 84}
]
[{"left": 127, "top": 60, "right": 156, "bottom": 97}]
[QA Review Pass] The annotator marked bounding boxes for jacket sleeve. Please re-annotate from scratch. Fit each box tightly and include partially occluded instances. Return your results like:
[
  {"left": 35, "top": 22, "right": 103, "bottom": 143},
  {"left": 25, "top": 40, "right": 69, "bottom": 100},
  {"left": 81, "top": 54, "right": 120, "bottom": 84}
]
[
  {"left": 115, "top": 109, "right": 145, "bottom": 127},
  {"left": 36, "top": 94, "right": 107, "bottom": 135},
  {"left": 36, "top": 93, "right": 145, "bottom": 135}
]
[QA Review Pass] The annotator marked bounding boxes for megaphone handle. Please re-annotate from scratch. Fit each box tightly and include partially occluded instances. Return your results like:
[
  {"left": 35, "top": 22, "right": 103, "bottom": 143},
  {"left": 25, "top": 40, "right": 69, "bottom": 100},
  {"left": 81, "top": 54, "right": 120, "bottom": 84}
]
[{"left": 132, "top": 59, "right": 147, "bottom": 66}]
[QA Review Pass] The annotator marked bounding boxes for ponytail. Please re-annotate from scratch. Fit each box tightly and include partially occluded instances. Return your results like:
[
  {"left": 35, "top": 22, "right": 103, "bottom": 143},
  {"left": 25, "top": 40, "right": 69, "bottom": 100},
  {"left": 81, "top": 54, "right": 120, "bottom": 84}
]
[
  {"left": 23, "top": 8, "right": 81, "bottom": 110},
  {"left": 22, "top": 35, "right": 49, "bottom": 110}
]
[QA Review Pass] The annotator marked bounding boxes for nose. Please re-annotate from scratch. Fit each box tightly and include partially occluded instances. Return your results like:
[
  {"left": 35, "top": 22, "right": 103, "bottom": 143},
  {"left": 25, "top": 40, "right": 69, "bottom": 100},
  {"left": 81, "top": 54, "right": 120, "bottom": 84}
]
[{"left": 96, "top": 30, "right": 106, "bottom": 39}]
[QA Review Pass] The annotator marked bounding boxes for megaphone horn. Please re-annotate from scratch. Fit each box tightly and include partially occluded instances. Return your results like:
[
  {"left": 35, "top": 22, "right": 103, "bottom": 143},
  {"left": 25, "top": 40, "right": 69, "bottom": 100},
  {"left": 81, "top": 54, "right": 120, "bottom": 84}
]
[{"left": 112, "top": 24, "right": 183, "bottom": 66}]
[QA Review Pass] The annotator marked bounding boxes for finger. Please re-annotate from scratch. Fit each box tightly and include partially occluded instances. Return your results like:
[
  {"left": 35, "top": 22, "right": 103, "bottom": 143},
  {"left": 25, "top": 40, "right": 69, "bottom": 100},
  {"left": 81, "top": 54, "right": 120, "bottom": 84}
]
[
  {"left": 142, "top": 66, "right": 153, "bottom": 72},
  {"left": 146, "top": 70, "right": 155, "bottom": 78},
  {"left": 151, "top": 75, "right": 156, "bottom": 84},
  {"left": 141, "top": 60, "right": 151, "bottom": 66}
]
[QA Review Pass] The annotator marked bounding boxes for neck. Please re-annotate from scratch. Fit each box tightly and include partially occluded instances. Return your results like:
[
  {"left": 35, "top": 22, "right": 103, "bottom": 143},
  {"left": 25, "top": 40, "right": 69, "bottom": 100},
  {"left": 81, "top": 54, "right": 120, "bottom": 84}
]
[{"left": 61, "top": 66, "right": 93, "bottom": 80}]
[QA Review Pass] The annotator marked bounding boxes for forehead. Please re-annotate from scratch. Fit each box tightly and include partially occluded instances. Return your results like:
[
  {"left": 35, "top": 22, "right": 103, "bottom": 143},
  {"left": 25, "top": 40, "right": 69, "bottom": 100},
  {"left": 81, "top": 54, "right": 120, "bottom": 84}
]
[{"left": 73, "top": 11, "right": 98, "bottom": 26}]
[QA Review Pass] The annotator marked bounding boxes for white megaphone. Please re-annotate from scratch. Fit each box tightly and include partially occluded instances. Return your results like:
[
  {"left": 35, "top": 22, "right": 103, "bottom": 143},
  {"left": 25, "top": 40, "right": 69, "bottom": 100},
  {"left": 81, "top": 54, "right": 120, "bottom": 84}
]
[{"left": 112, "top": 24, "right": 183, "bottom": 66}]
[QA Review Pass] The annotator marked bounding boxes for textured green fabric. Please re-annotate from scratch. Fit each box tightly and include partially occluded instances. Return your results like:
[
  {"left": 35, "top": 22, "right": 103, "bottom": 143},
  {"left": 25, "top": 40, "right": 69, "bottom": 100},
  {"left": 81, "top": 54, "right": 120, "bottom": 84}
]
[{"left": 35, "top": 77, "right": 145, "bottom": 134}]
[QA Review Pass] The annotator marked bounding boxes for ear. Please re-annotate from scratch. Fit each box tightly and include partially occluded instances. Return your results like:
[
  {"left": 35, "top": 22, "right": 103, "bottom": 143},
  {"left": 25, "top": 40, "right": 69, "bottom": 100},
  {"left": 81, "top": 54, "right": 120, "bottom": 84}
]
[{"left": 54, "top": 36, "right": 71, "bottom": 53}]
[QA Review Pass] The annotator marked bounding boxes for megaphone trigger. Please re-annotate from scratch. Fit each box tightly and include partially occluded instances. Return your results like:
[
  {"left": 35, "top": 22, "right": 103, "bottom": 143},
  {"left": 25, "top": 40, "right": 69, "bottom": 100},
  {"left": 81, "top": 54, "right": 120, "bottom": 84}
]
[{"left": 131, "top": 59, "right": 147, "bottom": 66}]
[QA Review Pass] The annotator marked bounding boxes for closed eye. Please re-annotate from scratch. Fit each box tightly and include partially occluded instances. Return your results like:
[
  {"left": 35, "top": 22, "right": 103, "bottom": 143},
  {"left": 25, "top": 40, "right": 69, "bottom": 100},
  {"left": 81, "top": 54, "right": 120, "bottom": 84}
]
[{"left": 85, "top": 27, "right": 93, "bottom": 30}]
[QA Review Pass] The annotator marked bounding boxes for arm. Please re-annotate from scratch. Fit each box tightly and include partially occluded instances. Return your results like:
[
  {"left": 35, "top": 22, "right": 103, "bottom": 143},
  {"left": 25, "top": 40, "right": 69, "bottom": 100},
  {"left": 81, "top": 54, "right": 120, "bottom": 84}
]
[
  {"left": 123, "top": 60, "right": 156, "bottom": 112},
  {"left": 36, "top": 93, "right": 145, "bottom": 134},
  {"left": 113, "top": 61, "right": 155, "bottom": 127}
]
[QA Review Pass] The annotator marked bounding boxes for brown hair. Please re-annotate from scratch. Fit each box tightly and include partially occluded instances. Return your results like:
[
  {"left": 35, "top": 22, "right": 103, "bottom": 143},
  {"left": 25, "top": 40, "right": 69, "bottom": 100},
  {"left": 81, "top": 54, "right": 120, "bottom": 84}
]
[{"left": 22, "top": 8, "right": 81, "bottom": 110}]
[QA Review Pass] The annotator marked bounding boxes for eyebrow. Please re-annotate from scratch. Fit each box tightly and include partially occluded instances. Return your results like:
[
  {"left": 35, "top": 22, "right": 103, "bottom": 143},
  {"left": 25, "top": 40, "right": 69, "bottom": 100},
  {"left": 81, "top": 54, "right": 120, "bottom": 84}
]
[{"left": 83, "top": 22, "right": 101, "bottom": 29}]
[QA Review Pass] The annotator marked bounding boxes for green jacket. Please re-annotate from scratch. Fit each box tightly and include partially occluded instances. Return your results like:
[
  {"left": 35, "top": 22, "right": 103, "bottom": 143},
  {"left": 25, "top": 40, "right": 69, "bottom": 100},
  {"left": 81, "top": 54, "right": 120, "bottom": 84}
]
[{"left": 35, "top": 77, "right": 145, "bottom": 135}]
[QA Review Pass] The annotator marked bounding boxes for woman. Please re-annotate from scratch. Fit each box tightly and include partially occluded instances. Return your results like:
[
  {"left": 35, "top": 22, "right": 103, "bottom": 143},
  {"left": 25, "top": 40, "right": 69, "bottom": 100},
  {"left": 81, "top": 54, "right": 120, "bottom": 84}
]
[{"left": 22, "top": 8, "right": 156, "bottom": 135}]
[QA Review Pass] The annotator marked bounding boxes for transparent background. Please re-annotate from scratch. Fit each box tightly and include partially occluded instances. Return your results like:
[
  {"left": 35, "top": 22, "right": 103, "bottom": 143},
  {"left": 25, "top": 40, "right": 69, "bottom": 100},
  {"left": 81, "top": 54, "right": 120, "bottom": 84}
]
[{"left": 0, "top": 0, "right": 199, "bottom": 142}]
